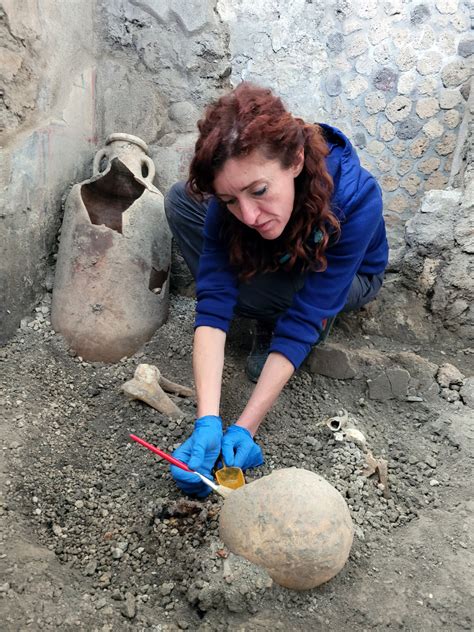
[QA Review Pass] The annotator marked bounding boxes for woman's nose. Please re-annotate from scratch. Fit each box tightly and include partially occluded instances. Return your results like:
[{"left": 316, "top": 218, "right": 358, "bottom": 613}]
[{"left": 239, "top": 199, "right": 258, "bottom": 226}]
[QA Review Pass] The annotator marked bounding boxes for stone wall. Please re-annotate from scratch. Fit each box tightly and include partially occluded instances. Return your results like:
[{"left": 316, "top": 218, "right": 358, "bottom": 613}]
[
  {"left": 218, "top": 0, "right": 471, "bottom": 244},
  {"left": 1, "top": 0, "right": 471, "bottom": 341}
]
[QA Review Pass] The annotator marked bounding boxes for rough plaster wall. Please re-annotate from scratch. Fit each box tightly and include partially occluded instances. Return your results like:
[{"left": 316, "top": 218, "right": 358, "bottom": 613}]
[
  {"left": 0, "top": 1, "right": 97, "bottom": 342},
  {"left": 217, "top": 0, "right": 472, "bottom": 246},
  {"left": 96, "top": 0, "right": 231, "bottom": 193}
]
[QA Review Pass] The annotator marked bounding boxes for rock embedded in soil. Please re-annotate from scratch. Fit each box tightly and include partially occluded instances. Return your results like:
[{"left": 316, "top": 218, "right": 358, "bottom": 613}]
[{"left": 219, "top": 468, "right": 354, "bottom": 590}]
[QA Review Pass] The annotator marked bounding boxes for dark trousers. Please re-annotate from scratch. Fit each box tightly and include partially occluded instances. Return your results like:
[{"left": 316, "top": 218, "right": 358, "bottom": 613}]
[{"left": 164, "top": 182, "right": 384, "bottom": 323}]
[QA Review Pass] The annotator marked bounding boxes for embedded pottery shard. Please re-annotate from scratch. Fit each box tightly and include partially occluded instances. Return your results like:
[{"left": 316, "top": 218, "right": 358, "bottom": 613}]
[
  {"left": 219, "top": 468, "right": 353, "bottom": 590},
  {"left": 52, "top": 134, "right": 171, "bottom": 362}
]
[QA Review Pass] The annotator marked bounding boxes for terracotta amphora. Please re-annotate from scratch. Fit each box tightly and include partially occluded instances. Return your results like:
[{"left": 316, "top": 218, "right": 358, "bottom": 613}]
[{"left": 52, "top": 133, "right": 171, "bottom": 362}]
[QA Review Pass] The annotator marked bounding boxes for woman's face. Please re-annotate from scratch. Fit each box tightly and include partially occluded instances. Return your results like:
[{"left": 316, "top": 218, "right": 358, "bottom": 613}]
[{"left": 213, "top": 149, "right": 304, "bottom": 240}]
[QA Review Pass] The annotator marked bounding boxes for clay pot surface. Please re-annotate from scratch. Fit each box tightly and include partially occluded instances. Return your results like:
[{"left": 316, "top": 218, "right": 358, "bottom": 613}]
[
  {"left": 219, "top": 468, "right": 354, "bottom": 590},
  {"left": 52, "top": 134, "right": 170, "bottom": 362}
]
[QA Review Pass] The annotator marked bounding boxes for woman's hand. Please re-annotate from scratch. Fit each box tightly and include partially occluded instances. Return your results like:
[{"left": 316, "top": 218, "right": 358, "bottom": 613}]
[
  {"left": 170, "top": 415, "right": 223, "bottom": 497},
  {"left": 221, "top": 425, "right": 264, "bottom": 471}
]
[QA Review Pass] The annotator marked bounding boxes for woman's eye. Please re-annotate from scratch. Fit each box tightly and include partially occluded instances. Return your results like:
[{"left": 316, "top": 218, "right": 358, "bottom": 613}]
[{"left": 253, "top": 186, "right": 267, "bottom": 197}]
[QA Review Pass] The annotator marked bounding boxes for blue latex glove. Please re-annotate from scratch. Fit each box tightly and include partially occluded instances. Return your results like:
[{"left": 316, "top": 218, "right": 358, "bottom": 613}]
[
  {"left": 221, "top": 425, "right": 264, "bottom": 471},
  {"left": 170, "top": 415, "right": 222, "bottom": 498}
]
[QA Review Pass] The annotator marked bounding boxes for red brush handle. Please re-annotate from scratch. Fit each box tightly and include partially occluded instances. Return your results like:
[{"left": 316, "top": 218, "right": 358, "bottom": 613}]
[{"left": 129, "top": 434, "right": 192, "bottom": 472}]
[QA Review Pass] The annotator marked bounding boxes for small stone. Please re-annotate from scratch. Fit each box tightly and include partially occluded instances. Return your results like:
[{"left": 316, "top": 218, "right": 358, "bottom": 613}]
[
  {"left": 368, "top": 22, "right": 389, "bottom": 46},
  {"left": 438, "top": 32, "right": 456, "bottom": 55},
  {"left": 419, "top": 157, "right": 441, "bottom": 175},
  {"left": 401, "top": 174, "right": 421, "bottom": 196},
  {"left": 355, "top": 56, "right": 376, "bottom": 76},
  {"left": 367, "top": 368, "right": 410, "bottom": 400},
  {"left": 406, "top": 395, "right": 424, "bottom": 402},
  {"left": 380, "top": 121, "right": 395, "bottom": 141},
  {"left": 417, "top": 52, "right": 442, "bottom": 76},
  {"left": 307, "top": 344, "right": 356, "bottom": 379},
  {"left": 84, "top": 560, "right": 97, "bottom": 576},
  {"left": 169, "top": 101, "right": 199, "bottom": 132},
  {"left": 459, "top": 377, "right": 474, "bottom": 408},
  {"left": 112, "top": 547, "right": 124, "bottom": 559},
  {"left": 52, "top": 524, "right": 62, "bottom": 537},
  {"left": 74, "top": 500, "right": 84, "bottom": 509},
  {"left": 416, "top": 26, "right": 436, "bottom": 50},
  {"left": 353, "top": 132, "right": 366, "bottom": 148},
  {"left": 457, "top": 37, "right": 474, "bottom": 58},
  {"left": 429, "top": 479, "right": 440, "bottom": 486},
  {"left": 159, "top": 582, "right": 175, "bottom": 596},
  {"left": 460, "top": 81, "right": 470, "bottom": 101},
  {"left": 410, "top": 4, "right": 431, "bottom": 24},
  {"left": 397, "top": 70, "right": 417, "bottom": 95},
  {"left": 435, "top": 133, "right": 457, "bottom": 156},
  {"left": 327, "top": 32, "right": 344, "bottom": 53},
  {"left": 354, "top": 0, "right": 378, "bottom": 19},
  {"left": 347, "top": 33, "right": 368, "bottom": 58},
  {"left": 424, "top": 456, "right": 437, "bottom": 469},
  {"left": 416, "top": 97, "right": 440, "bottom": 119},
  {"left": 377, "top": 155, "right": 393, "bottom": 172},
  {"left": 396, "top": 50, "right": 417, "bottom": 72},
  {"left": 373, "top": 67, "right": 398, "bottom": 92},
  {"left": 423, "top": 119, "right": 445, "bottom": 139},
  {"left": 341, "top": 17, "right": 362, "bottom": 35},
  {"left": 425, "top": 172, "right": 448, "bottom": 190},
  {"left": 397, "top": 159, "right": 412, "bottom": 176},
  {"left": 437, "top": 363, "right": 465, "bottom": 388},
  {"left": 367, "top": 140, "right": 385, "bottom": 156},
  {"left": 95, "top": 598, "right": 107, "bottom": 610},
  {"left": 444, "top": 109, "right": 461, "bottom": 129},
  {"left": 435, "top": 0, "right": 458, "bottom": 14},
  {"left": 440, "top": 387, "right": 457, "bottom": 402},
  {"left": 381, "top": 175, "right": 399, "bottom": 192},
  {"left": 392, "top": 141, "right": 406, "bottom": 157},
  {"left": 121, "top": 592, "right": 136, "bottom": 619},
  {"left": 441, "top": 60, "right": 470, "bottom": 88},
  {"left": 345, "top": 76, "right": 368, "bottom": 100},
  {"left": 410, "top": 136, "right": 429, "bottom": 158},
  {"left": 365, "top": 92, "right": 386, "bottom": 114},
  {"left": 419, "top": 77, "right": 437, "bottom": 95},
  {"left": 387, "top": 195, "right": 406, "bottom": 214},
  {"left": 325, "top": 74, "right": 342, "bottom": 97},
  {"left": 0, "top": 583, "right": 10, "bottom": 593},
  {"left": 396, "top": 117, "right": 422, "bottom": 140},
  {"left": 385, "top": 96, "right": 411, "bottom": 122},
  {"left": 439, "top": 89, "right": 462, "bottom": 110},
  {"left": 362, "top": 115, "right": 378, "bottom": 135},
  {"left": 385, "top": 0, "right": 403, "bottom": 15}
]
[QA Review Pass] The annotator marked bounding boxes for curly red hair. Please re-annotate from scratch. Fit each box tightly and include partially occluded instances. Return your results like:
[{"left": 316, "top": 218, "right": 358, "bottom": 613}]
[{"left": 188, "top": 82, "right": 339, "bottom": 280}]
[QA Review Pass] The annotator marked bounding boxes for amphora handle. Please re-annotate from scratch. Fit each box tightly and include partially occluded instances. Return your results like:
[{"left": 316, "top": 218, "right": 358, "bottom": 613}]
[{"left": 93, "top": 148, "right": 108, "bottom": 176}]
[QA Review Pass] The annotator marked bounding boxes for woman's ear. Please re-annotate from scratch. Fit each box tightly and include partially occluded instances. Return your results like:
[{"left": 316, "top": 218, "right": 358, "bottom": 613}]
[{"left": 292, "top": 148, "right": 305, "bottom": 177}]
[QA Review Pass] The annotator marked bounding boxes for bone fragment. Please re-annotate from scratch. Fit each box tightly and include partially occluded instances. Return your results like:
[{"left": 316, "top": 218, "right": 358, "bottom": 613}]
[
  {"left": 363, "top": 451, "right": 390, "bottom": 499},
  {"left": 343, "top": 427, "right": 367, "bottom": 449},
  {"left": 159, "top": 375, "right": 193, "bottom": 397},
  {"left": 121, "top": 363, "right": 190, "bottom": 419},
  {"left": 325, "top": 409, "right": 349, "bottom": 432}
]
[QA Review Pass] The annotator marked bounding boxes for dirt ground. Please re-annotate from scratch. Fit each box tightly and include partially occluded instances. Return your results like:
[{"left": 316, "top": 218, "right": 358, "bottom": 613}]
[{"left": 1, "top": 288, "right": 473, "bottom": 632}]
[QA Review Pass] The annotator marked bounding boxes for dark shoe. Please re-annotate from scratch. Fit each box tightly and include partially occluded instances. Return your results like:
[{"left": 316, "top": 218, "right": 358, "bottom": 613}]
[{"left": 245, "top": 320, "right": 274, "bottom": 383}]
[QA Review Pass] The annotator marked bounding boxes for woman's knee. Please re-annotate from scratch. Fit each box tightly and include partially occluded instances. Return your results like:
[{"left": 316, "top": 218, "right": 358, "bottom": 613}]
[{"left": 164, "top": 181, "right": 188, "bottom": 224}]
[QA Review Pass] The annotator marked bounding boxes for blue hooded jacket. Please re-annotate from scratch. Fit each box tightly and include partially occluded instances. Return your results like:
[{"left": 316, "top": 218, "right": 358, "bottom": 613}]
[{"left": 194, "top": 124, "right": 389, "bottom": 369}]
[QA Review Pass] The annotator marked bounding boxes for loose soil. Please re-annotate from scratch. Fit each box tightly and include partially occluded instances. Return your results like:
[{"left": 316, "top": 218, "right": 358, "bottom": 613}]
[{"left": 1, "top": 291, "right": 473, "bottom": 631}]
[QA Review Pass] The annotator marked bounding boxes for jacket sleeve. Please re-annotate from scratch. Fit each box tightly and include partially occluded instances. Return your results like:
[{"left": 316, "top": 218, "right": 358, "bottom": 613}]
[
  {"left": 194, "top": 198, "right": 239, "bottom": 332},
  {"left": 269, "top": 172, "right": 384, "bottom": 369}
]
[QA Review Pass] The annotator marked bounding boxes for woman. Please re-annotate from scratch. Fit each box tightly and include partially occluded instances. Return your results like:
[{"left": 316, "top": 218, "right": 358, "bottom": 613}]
[{"left": 164, "top": 83, "right": 388, "bottom": 497}]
